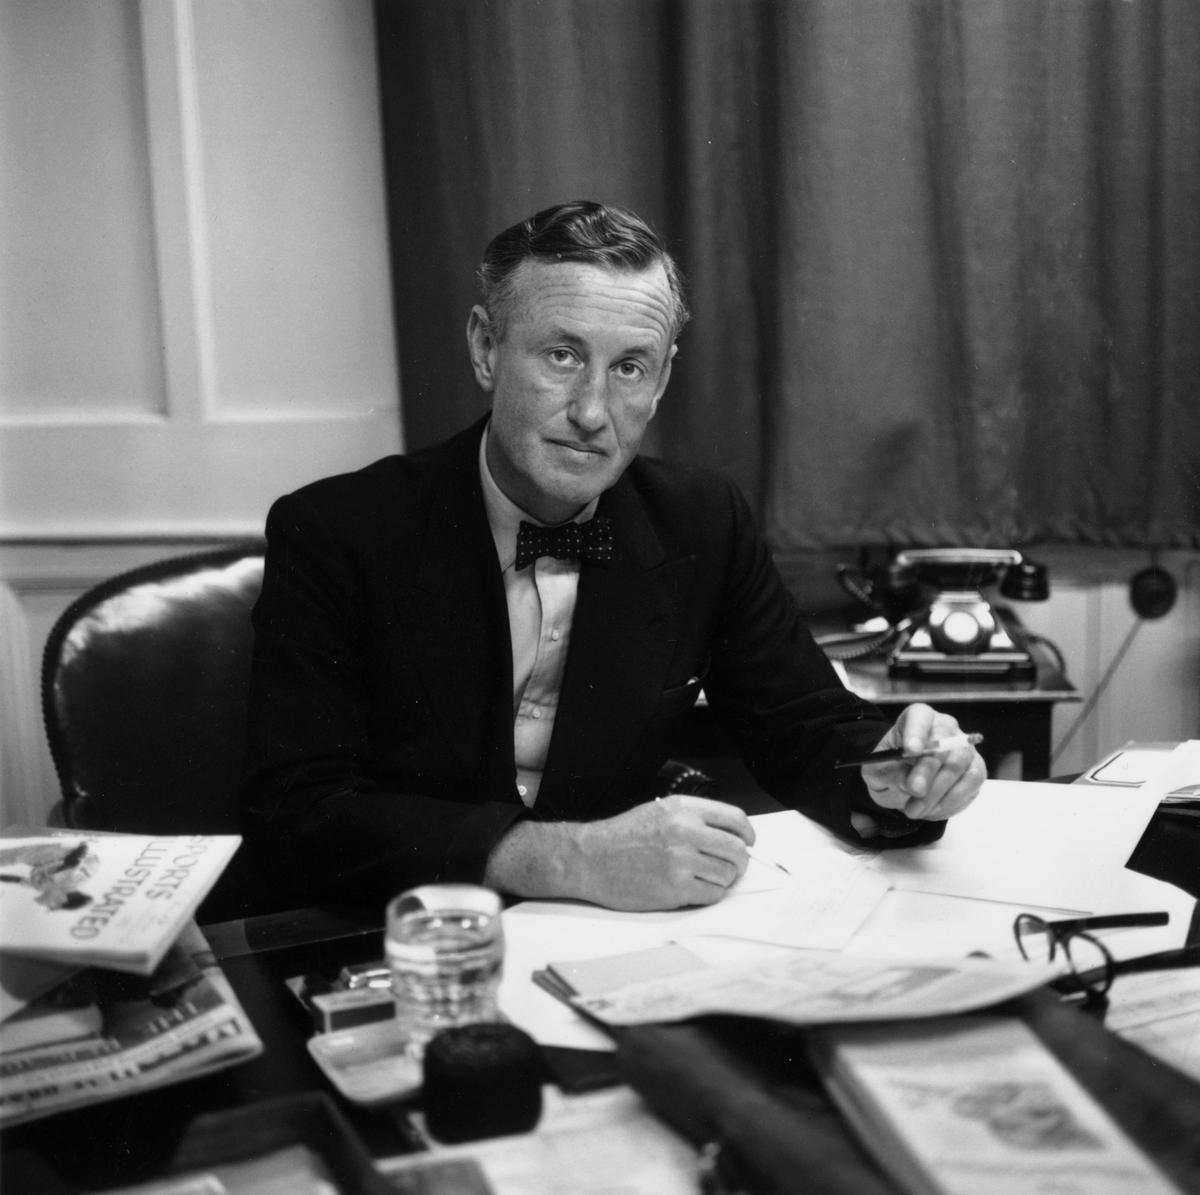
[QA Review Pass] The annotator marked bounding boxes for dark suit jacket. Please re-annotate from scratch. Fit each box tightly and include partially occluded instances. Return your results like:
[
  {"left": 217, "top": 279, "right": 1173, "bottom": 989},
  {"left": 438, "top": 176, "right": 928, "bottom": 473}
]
[{"left": 241, "top": 417, "right": 942, "bottom": 907}]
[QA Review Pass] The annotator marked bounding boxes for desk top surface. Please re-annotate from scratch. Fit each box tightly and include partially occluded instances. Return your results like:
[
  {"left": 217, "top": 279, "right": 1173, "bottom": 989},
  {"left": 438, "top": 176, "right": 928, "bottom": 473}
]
[{"left": 5, "top": 795, "right": 1198, "bottom": 1193}]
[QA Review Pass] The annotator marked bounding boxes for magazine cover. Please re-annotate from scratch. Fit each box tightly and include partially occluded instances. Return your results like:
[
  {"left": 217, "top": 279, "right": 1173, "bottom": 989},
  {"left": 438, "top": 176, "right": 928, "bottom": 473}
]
[{"left": 0, "top": 831, "right": 240, "bottom": 975}]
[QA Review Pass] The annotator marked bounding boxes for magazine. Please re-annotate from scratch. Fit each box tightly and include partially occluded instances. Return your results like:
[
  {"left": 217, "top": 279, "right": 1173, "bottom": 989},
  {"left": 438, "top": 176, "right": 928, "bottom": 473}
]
[
  {"left": 0, "top": 829, "right": 240, "bottom": 975},
  {"left": 809, "top": 1015, "right": 1179, "bottom": 1195},
  {"left": 0, "top": 921, "right": 263, "bottom": 1128}
]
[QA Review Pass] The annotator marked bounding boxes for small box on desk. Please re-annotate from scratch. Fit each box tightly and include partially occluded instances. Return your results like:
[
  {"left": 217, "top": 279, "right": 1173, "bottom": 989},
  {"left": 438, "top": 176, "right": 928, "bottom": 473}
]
[{"left": 285, "top": 971, "right": 396, "bottom": 1034}]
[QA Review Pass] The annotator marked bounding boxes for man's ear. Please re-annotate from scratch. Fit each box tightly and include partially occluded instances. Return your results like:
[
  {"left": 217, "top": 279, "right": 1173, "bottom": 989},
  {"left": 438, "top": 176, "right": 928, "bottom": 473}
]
[{"left": 466, "top": 305, "right": 498, "bottom": 392}]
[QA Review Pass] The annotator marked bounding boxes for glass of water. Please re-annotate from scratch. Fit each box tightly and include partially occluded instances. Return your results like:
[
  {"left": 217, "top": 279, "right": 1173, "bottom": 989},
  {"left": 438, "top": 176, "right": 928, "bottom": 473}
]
[{"left": 385, "top": 883, "right": 504, "bottom": 1058}]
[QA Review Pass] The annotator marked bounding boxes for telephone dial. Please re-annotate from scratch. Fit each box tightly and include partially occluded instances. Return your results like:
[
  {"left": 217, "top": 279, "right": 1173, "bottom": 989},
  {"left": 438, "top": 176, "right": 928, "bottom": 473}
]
[{"left": 831, "top": 548, "right": 1049, "bottom": 681}]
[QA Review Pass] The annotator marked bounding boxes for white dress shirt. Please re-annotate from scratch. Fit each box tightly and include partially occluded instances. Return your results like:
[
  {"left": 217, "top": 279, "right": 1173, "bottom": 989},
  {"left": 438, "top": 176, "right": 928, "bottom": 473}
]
[{"left": 478, "top": 428, "right": 598, "bottom": 807}]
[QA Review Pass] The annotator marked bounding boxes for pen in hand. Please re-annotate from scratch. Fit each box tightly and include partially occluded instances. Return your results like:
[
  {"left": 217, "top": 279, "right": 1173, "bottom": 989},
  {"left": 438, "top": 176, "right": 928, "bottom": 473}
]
[
  {"left": 834, "top": 732, "right": 984, "bottom": 770},
  {"left": 746, "top": 847, "right": 791, "bottom": 877}
]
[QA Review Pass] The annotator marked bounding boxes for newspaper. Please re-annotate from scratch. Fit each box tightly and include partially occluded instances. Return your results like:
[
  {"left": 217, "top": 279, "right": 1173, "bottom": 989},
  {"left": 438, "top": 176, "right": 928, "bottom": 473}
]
[
  {"left": 567, "top": 947, "right": 1061, "bottom": 1028},
  {"left": 0, "top": 921, "right": 262, "bottom": 1128}
]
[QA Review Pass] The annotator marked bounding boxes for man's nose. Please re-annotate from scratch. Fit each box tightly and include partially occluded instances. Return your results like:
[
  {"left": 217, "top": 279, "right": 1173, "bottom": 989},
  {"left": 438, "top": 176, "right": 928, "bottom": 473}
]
[{"left": 567, "top": 370, "right": 609, "bottom": 430}]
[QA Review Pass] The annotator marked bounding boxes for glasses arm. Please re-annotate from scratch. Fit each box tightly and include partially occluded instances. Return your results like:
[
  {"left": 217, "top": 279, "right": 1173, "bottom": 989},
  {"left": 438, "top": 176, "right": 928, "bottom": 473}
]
[
  {"left": 1110, "top": 946, "right": 1200, "bottom": 979},
  {"left": 1047, "top": 912, "right": 1170, "bottom": 936}
]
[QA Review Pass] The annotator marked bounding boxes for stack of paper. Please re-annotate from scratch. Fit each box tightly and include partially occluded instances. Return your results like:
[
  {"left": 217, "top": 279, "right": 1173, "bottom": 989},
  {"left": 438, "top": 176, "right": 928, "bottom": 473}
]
[{"left": 500, "top": 777, "right": 1193, "bottom": 1051}]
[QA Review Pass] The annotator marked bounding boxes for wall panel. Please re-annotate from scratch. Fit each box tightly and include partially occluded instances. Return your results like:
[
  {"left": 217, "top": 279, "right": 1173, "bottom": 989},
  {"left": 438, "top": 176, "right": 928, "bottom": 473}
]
[{"left": 0, "top": 0, "right": 401, "bottom": 539}]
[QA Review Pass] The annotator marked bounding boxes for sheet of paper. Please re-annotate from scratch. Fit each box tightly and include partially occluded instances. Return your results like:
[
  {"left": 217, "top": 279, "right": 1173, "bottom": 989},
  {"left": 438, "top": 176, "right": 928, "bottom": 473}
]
[
  {"left": 846, "top": 866, "right": 1194, "bottom": 963},
  {"left": 500, "top": 812, "right": 891, "bottom": 1050},
  {"left": 860, "top": 779, "right": 1165, "bottom": 910},
  {"left": 499, "top": 791, "right": 1193, "bottom": 1051},
  {"left": 501, "top": 905, "right": 672, "bottom": 1050},
  {"left": 1154, "top": 739, "right": 1200, "bottom": 799}
]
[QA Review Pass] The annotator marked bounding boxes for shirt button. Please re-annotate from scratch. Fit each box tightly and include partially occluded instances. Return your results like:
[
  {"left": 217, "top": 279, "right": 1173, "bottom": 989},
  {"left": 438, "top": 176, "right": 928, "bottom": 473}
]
[
  {"left": 531, "top": 708, "right": 542, "bottom": 719},
  {"left": 550, "top": 629, "right": 561, "bottom": 642},
  {"left": 517, "top": 784, "right": 528, "bottom": 798}
]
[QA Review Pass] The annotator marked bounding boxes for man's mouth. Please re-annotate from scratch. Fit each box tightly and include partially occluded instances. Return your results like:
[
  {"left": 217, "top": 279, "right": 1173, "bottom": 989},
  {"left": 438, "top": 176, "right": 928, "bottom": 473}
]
[{"left": 549, "top": 439, "right": 605, "bottom": 457}]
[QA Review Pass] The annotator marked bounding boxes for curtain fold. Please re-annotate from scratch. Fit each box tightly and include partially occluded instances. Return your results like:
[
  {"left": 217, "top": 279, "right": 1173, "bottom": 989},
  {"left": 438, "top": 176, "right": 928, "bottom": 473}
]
[{"left": 375, "top": 0, "right": 1200, "bottom": 550}]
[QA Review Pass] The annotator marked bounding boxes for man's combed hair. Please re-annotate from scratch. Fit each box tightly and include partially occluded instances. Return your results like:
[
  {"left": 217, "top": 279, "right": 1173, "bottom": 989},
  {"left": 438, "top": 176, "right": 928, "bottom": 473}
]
[{"left": 477, "top": 200, "right": 689, "bottom": 340}]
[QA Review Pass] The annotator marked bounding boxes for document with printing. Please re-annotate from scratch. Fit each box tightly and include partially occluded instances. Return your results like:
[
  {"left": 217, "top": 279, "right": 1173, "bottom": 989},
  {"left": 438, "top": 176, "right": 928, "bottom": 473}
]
[{"left": 563, "top": 947, "right": 1058, "bottom": 1029}]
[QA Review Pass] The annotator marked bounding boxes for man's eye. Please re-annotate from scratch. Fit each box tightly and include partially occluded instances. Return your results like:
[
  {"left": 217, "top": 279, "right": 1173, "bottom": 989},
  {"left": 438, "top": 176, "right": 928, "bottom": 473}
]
[
  {"left": 548, "top": 348, "right": 578, "bottom": 367},
  {"left": 615, "top": 361, "right": 646, "bottom": 380}
]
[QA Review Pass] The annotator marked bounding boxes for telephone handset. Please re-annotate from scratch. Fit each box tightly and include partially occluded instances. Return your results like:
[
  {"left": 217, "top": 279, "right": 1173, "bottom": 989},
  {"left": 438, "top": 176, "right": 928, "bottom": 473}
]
[{"left": 829, "top": 548, "right": 1047, "bottom": 680}]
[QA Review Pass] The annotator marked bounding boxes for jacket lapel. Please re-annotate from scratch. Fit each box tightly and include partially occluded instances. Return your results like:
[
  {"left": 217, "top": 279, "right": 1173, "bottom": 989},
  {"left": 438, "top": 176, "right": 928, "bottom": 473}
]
[
  {"left": 536, "top": 474, "right": 692, "bottom": 820},
  {"left": 404, "top": 422, "right": 516, "bottom": 792}
]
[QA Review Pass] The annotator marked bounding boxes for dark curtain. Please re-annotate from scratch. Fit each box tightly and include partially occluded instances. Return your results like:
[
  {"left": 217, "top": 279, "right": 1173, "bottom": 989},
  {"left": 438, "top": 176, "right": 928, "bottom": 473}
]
[{"left": 375, "top": 0, "right": 1200, "bottom": 557}]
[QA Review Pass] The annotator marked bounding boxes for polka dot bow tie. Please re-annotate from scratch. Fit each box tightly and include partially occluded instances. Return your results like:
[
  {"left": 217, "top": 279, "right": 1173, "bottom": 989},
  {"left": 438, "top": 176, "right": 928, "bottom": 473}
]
[{"left": 514, "top": 516, "right": 614, "bottom": 571}]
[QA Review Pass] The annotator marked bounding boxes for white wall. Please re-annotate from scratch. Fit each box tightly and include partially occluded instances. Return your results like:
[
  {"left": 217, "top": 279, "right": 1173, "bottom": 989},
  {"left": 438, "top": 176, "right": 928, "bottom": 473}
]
[
  {"left": 1017, "top": 548, "right": 1200, "bottom": 777},
  {"left": 0, "top": 0, "right": 402, "bottom": 824}
]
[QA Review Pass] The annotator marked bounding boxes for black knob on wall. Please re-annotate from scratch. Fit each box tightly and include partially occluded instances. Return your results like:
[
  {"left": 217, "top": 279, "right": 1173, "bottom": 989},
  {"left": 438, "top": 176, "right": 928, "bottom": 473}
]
[{"left": 1129, "top": 566, "right": 1177, "bottom": 620}]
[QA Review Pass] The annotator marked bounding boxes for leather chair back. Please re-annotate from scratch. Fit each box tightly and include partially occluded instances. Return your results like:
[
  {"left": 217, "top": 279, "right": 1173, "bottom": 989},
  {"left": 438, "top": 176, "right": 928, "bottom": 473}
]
[{"left": 41, "top": 545, "right": 269, "bottom": 921}]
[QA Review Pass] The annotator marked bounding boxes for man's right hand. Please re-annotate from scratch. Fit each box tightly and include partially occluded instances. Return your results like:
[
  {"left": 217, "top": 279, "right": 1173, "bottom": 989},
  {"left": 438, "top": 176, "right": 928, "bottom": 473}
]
[{"left": 484, "top": 795, "right": 755, "bottom": 911}]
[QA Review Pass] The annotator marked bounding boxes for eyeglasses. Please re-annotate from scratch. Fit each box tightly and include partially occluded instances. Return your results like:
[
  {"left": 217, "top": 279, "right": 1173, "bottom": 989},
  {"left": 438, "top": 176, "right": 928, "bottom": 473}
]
[{"left": 1013, "top": 911, "right": 1200, "bottom": 1012}]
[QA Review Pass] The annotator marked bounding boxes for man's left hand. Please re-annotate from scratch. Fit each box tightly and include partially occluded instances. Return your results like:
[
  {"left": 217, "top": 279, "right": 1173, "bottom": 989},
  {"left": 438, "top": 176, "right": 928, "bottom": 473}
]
[{"left": 857, "top": 702, "right": 986, "bottom": 825}]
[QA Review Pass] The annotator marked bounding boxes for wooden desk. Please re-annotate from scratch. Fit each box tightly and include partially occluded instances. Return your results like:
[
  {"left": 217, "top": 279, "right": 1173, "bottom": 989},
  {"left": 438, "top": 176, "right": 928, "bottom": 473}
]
[{"left": 4, "top": 800, "right": 1197, "bottom": 1193}]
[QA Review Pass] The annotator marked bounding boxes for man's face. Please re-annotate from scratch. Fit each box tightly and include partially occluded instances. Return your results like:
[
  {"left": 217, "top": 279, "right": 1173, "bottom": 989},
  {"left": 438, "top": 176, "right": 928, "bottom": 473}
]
[{"left": 468, "top": 259, "right": 676, "bottom": 524}]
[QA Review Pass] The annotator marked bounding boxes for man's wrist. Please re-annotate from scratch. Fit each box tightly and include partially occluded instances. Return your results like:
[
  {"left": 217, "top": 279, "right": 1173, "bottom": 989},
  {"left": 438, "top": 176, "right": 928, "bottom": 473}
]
[{"left": 483, "top": 818, "right": 586, "bottom": 901}]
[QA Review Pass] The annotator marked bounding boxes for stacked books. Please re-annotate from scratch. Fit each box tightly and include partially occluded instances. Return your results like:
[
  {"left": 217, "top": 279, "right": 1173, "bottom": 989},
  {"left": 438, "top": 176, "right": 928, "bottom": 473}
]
[{"left": 0, "top": 828, "right": 262, "bottom": 1127}]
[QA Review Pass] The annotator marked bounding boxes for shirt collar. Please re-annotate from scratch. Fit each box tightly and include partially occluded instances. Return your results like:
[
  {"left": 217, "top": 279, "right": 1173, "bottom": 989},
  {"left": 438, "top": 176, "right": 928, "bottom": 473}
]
[{"left": 478, "top": 423, "right": 599, "bottom": 572}]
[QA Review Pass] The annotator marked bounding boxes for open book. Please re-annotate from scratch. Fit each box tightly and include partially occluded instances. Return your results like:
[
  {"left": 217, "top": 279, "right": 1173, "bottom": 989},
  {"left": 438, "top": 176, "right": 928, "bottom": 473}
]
[
  {"left": 0, "top": 829, "right": 239, "bottom": 976},
  {"left": 810, "top": 1015, "right": 1179, "bottom": 1195}
]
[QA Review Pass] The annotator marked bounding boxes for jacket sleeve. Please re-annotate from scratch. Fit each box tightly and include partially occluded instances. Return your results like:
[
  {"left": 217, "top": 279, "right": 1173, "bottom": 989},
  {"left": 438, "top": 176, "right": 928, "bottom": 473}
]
[
  {"left": 240, "top": 489, "right": 527, "bottom": 910},
  {"left": 702, "top": 479, "right": 944, "bottom": 848}
]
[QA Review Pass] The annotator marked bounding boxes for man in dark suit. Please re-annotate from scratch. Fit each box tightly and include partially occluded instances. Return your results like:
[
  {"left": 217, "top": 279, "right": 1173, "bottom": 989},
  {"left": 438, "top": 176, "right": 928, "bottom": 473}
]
[{"left": 242, "top": 200, "right": 985, "bottom": 912}]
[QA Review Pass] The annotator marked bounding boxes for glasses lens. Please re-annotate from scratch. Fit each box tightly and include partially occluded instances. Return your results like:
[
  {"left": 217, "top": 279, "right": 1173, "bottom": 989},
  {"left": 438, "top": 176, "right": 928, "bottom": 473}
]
[
  {"left": 1063, "top": 932, "right": 1113, "bottom": 995},
  {"left": 1014, "top": 914, "right": 1055, "bottom": 963}
]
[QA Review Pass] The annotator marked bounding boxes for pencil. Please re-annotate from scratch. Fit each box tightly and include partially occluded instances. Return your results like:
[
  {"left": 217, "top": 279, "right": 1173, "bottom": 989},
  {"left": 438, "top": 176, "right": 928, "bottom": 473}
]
[{"left": 834, "top": 732, "right": 984, "bottom": 770}]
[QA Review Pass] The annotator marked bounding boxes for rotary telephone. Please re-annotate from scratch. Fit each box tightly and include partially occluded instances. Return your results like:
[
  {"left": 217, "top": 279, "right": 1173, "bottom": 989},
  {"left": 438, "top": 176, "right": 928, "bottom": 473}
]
[{"left": 831, "top": 548, "right": 1046, "bottom": 680}]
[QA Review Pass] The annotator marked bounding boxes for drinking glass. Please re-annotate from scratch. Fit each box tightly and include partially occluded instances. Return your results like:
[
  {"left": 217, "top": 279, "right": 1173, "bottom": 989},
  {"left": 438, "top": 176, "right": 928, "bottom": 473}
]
[{"left": 385, "top": 884, "right": 504, "bottom": 1058}]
